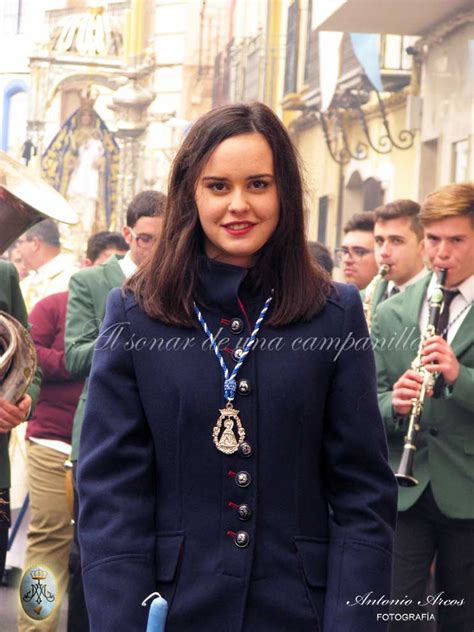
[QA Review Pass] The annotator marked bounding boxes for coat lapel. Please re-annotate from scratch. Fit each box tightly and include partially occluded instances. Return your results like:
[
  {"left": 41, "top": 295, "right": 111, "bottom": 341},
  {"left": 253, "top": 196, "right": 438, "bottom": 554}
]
[
  {"left": 102, "top": 255, "right": 126, "bottom": 288},
  {"left": 397, "top": 275, "right": 431, "bottom": 336},
  {"left": 451, "top": 303, "right": 474, "bottom": 358},
  {"left": 372, "top": 279, "right": 388, "bottom": 316}
]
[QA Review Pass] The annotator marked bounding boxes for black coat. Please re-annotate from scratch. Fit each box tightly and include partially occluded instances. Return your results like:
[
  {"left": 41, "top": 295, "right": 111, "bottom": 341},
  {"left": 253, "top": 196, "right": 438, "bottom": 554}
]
[{"left": 78, "top": 258, "right": 397, "bottom": 632}]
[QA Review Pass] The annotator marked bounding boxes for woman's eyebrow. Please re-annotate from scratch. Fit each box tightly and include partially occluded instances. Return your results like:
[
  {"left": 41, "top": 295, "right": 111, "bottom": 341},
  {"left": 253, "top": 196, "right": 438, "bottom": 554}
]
[{"left": 202, "top": 173, "right": 274, "bottom": 181}]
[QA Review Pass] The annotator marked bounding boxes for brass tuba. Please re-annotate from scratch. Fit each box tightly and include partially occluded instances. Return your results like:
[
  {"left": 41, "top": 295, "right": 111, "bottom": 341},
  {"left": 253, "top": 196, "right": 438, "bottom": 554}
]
[
  {"left": 0, "top": 311, "right": 37, "bottom": 403},
  {"left": 0, "top": 150, "right": 77, "bottom": 254},
  {"left": 0, "top": 150, "right": 77, "bottom": 402}
]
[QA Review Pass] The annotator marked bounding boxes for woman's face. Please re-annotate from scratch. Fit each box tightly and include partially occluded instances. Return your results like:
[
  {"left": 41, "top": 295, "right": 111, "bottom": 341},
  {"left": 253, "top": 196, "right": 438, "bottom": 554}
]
[{"left": 194, "top": 132, "right": 279, "bottom": 268}]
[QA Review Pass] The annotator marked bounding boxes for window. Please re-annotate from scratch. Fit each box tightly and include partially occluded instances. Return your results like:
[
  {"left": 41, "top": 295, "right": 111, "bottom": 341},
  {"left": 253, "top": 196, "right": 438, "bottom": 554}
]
[
  {"left": 1, "top": 0, "right": 22, "bottom": 35},
  {"left": 7, "top": 91, "right": 27, "bottom": 155},
  {"left": 419, "top": 139, "right": 438, "bottom": 200},
  {"left": 382, "top": 35, "right": 418, "bottom": 71},
  {"left": 363, "top": 178, "right": 384, "bottom": 211},
  {"left": 244, "top": 35, "right": 264, "bottom": 102},
  {"left": 212, "top": 51, "right": 225, "bottom": 106},
  {"left": 228, "top": 40, "right": 246, "bottom": 103},
  {"left": 452, "top": 139, "right": 469, "bottom": 183},
  {"left": 303, "top": 0, "right": 312, "bottom": 84},
  {"left": 284, "top": 1, "right": 299, "bottom": 94},
  {"left": 2, "top": 80, "right": 28, "bottom": 153},
  {"left": 317, "top": 196, "right": 328, "bottom": 243}
]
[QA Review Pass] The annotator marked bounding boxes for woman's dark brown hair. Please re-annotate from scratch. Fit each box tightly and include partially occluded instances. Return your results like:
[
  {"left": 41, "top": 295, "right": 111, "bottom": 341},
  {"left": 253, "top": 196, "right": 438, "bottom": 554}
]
[{"left": 127, "top": 102, "right": 331, "bottom": 327}]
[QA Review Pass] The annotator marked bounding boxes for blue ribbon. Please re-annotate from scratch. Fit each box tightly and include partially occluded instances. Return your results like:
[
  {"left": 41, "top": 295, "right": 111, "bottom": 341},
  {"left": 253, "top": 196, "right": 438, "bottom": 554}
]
[{"left": 194, "top": 291, "right": 273, "bottom": 403}]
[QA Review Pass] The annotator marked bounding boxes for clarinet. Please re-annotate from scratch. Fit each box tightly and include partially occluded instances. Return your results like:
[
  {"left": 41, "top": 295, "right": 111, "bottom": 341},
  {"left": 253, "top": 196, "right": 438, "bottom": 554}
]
[
  {"left": 395, "top": 268, "right": 448, "bottom": 487},
  {"left": 363, "top": 264, "right": 390, "bottom": 333}
]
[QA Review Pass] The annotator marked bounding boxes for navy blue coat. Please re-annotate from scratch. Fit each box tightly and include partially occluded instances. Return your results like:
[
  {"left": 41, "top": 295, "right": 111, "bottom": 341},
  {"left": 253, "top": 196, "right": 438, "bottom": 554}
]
[{"left": 78, "top": 258, "right": 397, "bottom": 632}]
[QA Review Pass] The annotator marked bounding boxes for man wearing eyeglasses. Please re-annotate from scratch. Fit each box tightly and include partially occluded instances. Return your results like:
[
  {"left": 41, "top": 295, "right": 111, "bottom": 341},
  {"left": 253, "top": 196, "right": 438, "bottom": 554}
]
[
  {"left": 64, "top": 190, "right": 165, "bottom": 631},
  {"left": 336, "top": 212, "right": 379, "bottom": 290},
  {"left": 66, "top": 189, "right": 166, "bottom": 457}
]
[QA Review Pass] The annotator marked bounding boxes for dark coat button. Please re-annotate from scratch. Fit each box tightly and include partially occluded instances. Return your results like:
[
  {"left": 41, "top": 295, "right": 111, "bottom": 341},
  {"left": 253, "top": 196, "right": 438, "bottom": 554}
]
[
  {"left": 429, "top": 428, "right": 439, "bottom": 437},
  {"left": 238, "top": 442, "right": 253, "bottom": 457},
  {"left": 230, "top": 318, "right": 244, "bottom": 334},
  {"left": 232, "top": 348, "right": 245, "bottom": 362},
  {"left": 235, "top": 471, "right": 251, "bottom": 487},
  {"left": 237, "top": 379, "right": 251, "bottom": 396},
  {"left": 234, "top": 531, "right": 250, "bottom": 548},
  {"left": 238, "top": 504, "right": 252, "bottom": 521}
]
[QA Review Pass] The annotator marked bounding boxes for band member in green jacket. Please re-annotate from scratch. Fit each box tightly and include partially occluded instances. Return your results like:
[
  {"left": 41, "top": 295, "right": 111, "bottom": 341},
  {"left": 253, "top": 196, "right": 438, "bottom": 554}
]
[{"left": 372, "top": 183, "right": 474, "bottom": 630}]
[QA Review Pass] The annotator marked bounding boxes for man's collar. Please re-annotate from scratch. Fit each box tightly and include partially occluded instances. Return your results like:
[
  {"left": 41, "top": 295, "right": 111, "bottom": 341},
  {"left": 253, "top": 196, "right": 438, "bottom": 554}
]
[
  {"left": 427, "top": 272, "right": 474, "bottom": 303},
  {"left": 387, "top": 267, "right": 429, "bottom": 293},
  {"left": 34, "top": 253, "right": 73, "bottom": 279},
  {"left": 118, "top": 251, "right": 137, "bottom": 279}
]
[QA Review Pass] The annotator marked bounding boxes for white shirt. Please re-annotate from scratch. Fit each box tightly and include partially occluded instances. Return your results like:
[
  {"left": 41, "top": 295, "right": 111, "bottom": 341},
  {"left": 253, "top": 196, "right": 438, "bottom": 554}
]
[
  {"left": 118, "top": 251, "right": 137, "bottom": 279},
  {"left": 419, "top": 273, "right": 474, "bottom": 345},
  {"left": 20, "top": 252, "right": 79, "bottom": 311},
  {"left": 30, "top": 437, "right": 71, "bottom": 455}
]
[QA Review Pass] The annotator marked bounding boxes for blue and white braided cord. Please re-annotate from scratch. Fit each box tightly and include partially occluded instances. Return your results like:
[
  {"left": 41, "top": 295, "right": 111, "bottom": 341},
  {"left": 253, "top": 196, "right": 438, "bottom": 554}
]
[{"left": 194, "top": 291, "right": 273, "bottom": 401}]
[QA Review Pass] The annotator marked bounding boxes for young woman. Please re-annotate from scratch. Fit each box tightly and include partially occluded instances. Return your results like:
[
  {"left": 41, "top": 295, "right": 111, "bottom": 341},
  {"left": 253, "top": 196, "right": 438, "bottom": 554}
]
[{"left": 78, "top": 103, "right": 397, "bottom": 631}]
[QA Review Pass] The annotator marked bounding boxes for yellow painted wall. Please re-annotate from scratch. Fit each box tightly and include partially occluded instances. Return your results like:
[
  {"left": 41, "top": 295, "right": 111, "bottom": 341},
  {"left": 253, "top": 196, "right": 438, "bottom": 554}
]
[{"left": 293, "top": 122, "right": 340, "bottom": 247}]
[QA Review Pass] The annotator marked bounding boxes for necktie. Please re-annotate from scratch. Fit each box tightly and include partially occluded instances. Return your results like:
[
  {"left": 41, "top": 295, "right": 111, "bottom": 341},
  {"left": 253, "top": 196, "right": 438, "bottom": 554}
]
[
  {"left": 382, "top": 285, "right": 400, "bottom": 301},
  {"left": 435, "top": 289, "right": 460, "bottom": 339}
]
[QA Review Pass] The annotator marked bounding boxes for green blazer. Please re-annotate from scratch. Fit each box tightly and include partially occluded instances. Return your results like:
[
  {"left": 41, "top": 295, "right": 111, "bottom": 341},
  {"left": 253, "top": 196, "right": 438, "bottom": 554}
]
[
  {"left": 372, "top": 274, "right": 474, "bottom": 519},
  {"left": 65, "top": 255, "right": 125, "bottom": 461},
  {"left": 360, "top": 279, "right": 388, "bottom": 321},
  {"left": 370, "top": 279, "right": 388, "bottom": 320},
  {"left": 0, "top": 261, "right": 42, "bottom": 488}
]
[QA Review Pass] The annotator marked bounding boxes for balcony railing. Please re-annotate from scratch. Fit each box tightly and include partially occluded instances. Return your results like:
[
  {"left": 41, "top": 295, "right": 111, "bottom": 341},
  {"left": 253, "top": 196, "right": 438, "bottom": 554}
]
[{"left": 212, "top": 34, "right": 265, "bottom": 106}]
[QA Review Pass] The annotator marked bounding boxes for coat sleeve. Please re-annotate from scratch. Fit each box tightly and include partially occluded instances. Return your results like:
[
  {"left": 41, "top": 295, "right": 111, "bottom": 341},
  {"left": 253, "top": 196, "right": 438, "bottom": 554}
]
[
  {"left": 65, "top": 272, "right": 99, "bottom": 378},
  {"left": 322, "top": 285, "right": 398, "bottom": 632},
  {"left": 443, "top": 364, "right": 474, "bottom": 413},
  {"left": 29, "top": 294, "right": 71, "bottom": 381},
  {"left": 77, "top": 289, "right": 155, "bottom": 631}
]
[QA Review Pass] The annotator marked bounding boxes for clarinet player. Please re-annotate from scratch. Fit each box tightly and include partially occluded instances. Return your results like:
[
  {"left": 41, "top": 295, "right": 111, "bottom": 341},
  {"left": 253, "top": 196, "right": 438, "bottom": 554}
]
[{"left": 372, "top": 183, "right": 474, "bottom": 631}]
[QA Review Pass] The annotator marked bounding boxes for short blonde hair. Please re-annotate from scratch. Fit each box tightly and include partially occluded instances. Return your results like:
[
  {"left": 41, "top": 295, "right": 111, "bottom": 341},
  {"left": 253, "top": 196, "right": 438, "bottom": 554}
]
[{"left": 420, "top": 183, "right": 474, "bottom": 226}]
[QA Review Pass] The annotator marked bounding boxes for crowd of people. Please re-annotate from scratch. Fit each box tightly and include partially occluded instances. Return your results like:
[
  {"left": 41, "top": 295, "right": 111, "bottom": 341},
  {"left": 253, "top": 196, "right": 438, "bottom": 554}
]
[{"left": 0, "top": 101, "right": 472, "bottom": 632}]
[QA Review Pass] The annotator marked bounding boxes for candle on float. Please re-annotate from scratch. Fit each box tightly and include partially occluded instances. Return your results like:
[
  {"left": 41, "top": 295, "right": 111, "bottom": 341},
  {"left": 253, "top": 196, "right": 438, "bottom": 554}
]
[
  {"left": 130, "top": 0, "right": 138, "bottom": 61},
  {"left": 135, "top": 0, "right": 144, "bottom": 59},
  {"left": 142, "top": 592, "right": 168, "bottom": 632},
  {"left": 123, "top": 9, "right": 131, "bottom": 63}
]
